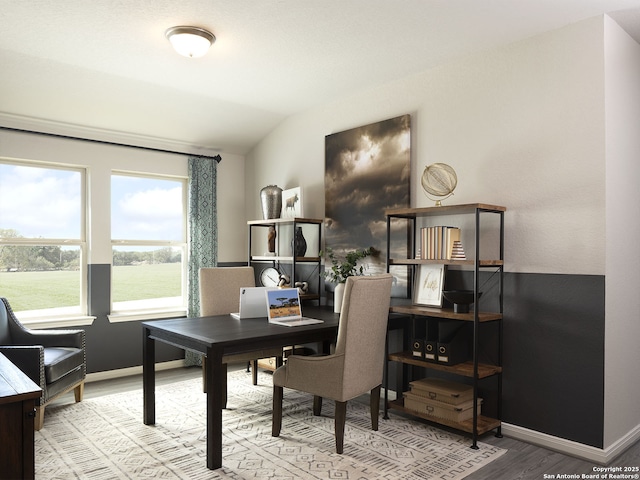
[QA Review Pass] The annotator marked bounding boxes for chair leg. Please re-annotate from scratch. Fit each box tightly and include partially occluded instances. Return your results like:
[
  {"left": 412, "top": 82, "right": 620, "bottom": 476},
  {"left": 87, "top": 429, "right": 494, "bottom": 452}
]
[
  {"left": 335, "top": 401, "right": 347, "bottom": 454},
  {"left": 370, "top": 385, "right": 381, "bottom": 431},
  {"left": 34, "top": 406, "right": 45, "bottom": 431},
  {"left": 74, "top": 382, "right": 85, "bottom": 402},
  {"left": 252, "top": 360, "right": 258, "bottom": 385},
  {"left": 313, "top": 395, "right": 323, "bottom": 416},
  {"left": 272, "top": 385, "right": 283, "bottom": 437}
]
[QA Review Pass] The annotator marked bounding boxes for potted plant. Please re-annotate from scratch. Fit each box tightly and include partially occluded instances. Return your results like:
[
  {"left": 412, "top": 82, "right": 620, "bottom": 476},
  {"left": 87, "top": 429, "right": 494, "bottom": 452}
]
[{"left": 321, "top": 246, "right": 373, "bottom": 312}]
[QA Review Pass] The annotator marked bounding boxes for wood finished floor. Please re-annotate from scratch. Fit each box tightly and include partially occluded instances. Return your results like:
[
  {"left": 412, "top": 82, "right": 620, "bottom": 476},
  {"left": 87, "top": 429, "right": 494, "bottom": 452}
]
[{"left": 50, "top": 365, "right": 640, "bottom": 480}]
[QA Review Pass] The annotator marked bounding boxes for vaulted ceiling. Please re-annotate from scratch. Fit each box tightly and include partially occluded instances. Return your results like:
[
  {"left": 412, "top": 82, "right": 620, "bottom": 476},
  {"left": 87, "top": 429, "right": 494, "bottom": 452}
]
[{"left": 1, "top": 1, "right": 639, "bottom": 155}]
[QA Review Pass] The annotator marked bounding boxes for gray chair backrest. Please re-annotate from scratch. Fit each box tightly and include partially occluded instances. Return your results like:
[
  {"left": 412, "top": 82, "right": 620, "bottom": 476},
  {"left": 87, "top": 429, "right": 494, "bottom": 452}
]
[
  {"left": 334, "top": 274, "right": 393, "bottom": 400},
  {"left": 199, "top": 267, "right": 256, "bottom": 316}
]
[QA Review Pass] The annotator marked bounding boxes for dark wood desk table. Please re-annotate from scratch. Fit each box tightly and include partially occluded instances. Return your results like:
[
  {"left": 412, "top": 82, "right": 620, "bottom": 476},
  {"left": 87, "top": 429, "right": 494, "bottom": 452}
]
[
  {"left": 142, "top": 306, "right": 340, "bottom": 470},
  {"left": 0, "top": 353, "right": 42, "bottom": 480}
]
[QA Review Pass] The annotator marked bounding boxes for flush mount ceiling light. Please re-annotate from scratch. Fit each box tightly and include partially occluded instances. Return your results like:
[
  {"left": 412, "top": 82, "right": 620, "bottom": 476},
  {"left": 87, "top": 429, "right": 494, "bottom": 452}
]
[{"left": 165, "top": 26, "right": 215, "bottom": 58}]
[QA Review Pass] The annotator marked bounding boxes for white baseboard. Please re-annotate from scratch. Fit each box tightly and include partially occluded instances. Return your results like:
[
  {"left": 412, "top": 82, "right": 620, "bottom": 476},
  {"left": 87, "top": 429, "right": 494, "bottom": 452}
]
[
  {"left": 502, "top": 422, "right": 640, "bottom": 465},
  {"left": 86, "top": 359, "right": 187, "bottom": 383}
]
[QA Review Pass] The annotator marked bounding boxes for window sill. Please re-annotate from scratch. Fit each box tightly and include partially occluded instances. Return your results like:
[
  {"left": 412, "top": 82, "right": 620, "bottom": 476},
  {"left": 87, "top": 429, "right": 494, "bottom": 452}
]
[
  {"left": 108, "top": 308, "right": 187, "bottom": 323},
  {"left": 21, "top": 316, "right": 96, "bottom": 330}
]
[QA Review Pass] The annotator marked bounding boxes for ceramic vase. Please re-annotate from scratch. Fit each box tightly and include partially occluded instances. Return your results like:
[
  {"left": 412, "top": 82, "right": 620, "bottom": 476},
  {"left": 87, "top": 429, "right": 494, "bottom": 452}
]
[
  {"left": 260, "top": 185, "right": 282, "bottom": 220},
  {"left": 334, "top": 282, "right": 345, "bottom": 313},
  {"left": 291, "top": 226, "right": 307, "bottom": 257}
]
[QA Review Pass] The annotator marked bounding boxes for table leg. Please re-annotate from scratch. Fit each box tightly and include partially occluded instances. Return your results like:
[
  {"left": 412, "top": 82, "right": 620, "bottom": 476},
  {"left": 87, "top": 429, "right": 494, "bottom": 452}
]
[
  {"left": 143, "top": 327, "right": 155, "bottom": 425},
  {"left": 206, "top": 346, "right": 224, "bottom": 469}
]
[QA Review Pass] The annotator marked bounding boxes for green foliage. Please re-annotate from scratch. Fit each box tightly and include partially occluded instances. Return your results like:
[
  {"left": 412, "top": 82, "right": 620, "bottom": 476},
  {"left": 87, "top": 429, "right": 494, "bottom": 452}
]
[{"left": 321, "top": 246, "right": 372, "bottom": 284}]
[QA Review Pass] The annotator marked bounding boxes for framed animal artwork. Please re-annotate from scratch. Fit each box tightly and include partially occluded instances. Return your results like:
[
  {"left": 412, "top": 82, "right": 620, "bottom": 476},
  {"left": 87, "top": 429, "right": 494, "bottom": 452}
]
[{"left": 281, "top": 187, "right": 303, "bottom": 218}]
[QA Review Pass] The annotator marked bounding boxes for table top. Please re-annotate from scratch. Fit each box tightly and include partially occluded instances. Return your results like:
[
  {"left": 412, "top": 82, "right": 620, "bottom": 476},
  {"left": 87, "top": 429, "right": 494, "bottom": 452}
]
[
  {"left": 0, "top": 353, "right": 42, "bottom": 404},
  {"left": 143, "top": 305, "right": 341, "bottom": 356}
]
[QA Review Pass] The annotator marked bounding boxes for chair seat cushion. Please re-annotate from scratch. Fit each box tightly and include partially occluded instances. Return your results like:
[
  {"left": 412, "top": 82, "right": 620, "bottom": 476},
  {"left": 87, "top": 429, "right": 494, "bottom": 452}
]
[{"left": 44, "top": 347, "right": 84, "bottom": 383}]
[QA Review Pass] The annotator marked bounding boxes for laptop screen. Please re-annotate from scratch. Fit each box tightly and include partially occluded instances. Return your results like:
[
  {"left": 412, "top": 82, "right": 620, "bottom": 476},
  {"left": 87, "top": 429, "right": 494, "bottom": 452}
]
[{"left": 265, "top": 288, "right": 302, "bottom": 321}]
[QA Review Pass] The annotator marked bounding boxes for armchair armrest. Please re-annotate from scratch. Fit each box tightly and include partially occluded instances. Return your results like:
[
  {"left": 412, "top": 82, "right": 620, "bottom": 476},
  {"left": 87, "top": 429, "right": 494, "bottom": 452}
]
[
  {"left": 278, "top": 353, "right": 346, "bottom": 400},
  {"left": 12, "top": 328, "right": 85, "bottom": 349},
  {"left": 0, "top": 345, "right": 45, "bottom": 387}
]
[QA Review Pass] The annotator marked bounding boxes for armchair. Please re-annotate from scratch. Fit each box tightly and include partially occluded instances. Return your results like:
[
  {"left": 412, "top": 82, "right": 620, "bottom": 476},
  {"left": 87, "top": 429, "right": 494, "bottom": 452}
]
[
  {"left": 272, "top": 273, "right": 393, "bottom": 453},
  {"left": 0, "top": 297, "right": 86, "bottom": 430}
]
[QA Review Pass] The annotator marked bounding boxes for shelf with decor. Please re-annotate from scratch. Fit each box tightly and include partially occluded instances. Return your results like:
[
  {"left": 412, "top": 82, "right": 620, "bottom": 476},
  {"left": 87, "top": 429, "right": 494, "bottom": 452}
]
[
  {"left": 384, "top": 203, "right": 505, "bottom": 448},
  {"left": 247, "top": 218, "right": 323, "bottom": 302}
]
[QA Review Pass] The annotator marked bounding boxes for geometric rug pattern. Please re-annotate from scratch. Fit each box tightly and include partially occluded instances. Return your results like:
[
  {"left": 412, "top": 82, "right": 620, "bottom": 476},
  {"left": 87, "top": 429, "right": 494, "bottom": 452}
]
[{"left": 35, "top": 369, "right": 506, "bottom": 479}]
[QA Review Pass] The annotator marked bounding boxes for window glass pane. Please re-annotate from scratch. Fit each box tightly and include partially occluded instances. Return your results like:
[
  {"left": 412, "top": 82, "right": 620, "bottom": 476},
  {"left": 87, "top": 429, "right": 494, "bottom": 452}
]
[
  {"left": 0, "top": 164, "right": 81, "bottom": 239},
  {"left": 0, "top": 245, "right": 81, "bottom": 313},
  {"left": 111, "top": 246, "right": 183, "bottom": 310},
  {"left": 111, "top": 175, "right": 184, "bottom": 241}
]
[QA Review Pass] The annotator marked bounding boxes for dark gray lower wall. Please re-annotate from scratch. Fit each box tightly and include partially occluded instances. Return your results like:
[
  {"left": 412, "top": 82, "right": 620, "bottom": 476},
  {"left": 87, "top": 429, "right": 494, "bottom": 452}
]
[
  {"left": 502, "top": 272, "right": 604, "bottom": 449},
  {"left": 86, "top": 264, "right": 185, "bottom": 374},
  {"left": 84, "top": 264, "right": 605, "bottom": 448}
]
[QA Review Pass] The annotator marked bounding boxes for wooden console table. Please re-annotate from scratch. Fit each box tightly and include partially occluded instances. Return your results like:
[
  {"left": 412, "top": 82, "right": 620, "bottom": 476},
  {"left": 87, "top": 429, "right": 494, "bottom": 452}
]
[{"left": 0, "top": 353, "right": 42, "bottom": 480}]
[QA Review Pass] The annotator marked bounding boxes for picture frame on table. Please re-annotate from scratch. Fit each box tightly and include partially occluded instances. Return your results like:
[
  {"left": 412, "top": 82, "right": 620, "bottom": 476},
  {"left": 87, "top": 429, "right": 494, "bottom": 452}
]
[
  {"left": 413, "top": 264, "right": 446, "bottom": 307},
  {"left": 281, "top": 187, "right": 303, "bottom": 218}
]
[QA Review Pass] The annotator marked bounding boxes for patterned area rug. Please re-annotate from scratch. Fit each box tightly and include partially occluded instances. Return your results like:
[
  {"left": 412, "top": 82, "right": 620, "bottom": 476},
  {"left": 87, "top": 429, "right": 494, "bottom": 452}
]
[{"left": 36, "top": 370, "right": 505, "bottom": 479}]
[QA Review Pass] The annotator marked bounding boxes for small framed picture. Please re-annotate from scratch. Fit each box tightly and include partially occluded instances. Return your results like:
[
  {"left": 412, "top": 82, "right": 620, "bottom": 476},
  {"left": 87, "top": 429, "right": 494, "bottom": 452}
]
[
  {"left": 414, "top": 264, "right": 446, "bottom": 307},
  {"left": 281, "top": 187, "right": 303, "bottom": 218}
]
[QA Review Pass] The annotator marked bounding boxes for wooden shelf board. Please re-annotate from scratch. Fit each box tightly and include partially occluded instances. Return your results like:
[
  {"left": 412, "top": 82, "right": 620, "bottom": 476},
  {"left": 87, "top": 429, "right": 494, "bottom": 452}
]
[
  {"left": 252, "top": 256, "right": 321, "bottom": 262},
  {"left": 389, "top": 305, "right": 502, "bottom": 322},
  {"left": 388, "top": 351, "right": 502, "bottom": 378},
  {"left": 385, "top": 204, "right": 506, "bottom": 218},
  {"left": 388, "top": 259, "right": 503, "bottom": 267},
  {"left": 248, "top": 218, "right": 323, "bottom": 225},
  {"left": 387, "top": 399, "right": 501, "bottom": 435},
  {"left": 300, "top": 293, "right": 320, "bottom": 301}
]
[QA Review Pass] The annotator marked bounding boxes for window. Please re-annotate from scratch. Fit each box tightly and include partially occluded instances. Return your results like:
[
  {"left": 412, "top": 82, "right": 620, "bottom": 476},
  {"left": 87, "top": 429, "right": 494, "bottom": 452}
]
[
  {"left": 0, "top": 161, "right": 86, "bottom": 317},
  {"left": 111, "top": 173, "right": 186, "bottom": 314}
]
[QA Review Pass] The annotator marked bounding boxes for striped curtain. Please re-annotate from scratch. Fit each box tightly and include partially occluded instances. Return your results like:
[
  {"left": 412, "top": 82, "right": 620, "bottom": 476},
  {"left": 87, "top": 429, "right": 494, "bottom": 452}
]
[{"left": 185, "top": 155, "right": 219, "bottom": 365}]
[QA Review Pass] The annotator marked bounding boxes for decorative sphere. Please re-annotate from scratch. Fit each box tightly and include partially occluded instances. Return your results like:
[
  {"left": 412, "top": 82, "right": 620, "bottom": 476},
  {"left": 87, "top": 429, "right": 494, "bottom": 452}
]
[{"left": 421, "top": 163, "right": 457, "bottom": 205}]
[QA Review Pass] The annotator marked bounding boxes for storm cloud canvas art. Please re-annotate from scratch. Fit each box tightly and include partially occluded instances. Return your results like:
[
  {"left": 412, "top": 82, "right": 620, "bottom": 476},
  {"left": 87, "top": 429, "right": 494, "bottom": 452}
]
[{"left": 324, "top": 114, "right": 410, "bottom": 295}]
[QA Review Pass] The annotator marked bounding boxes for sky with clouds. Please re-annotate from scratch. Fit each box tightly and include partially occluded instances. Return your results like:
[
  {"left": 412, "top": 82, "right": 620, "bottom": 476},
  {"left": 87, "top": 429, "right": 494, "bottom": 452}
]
[{"left": 0, "top": 164, "right": 183, "bottom": 241}]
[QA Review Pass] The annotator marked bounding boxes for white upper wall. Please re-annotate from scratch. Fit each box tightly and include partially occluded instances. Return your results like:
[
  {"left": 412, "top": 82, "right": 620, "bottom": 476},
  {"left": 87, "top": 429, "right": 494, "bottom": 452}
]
[
  {"left": 603, "top": 15, "right": 640, "bottom": 449},
  {"left": 247, "top": 16, "right": 607, "bottom": 275}
]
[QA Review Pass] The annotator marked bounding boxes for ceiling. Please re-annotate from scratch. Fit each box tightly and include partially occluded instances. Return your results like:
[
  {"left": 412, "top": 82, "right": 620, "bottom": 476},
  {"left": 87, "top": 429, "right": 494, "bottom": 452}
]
[{"left": 1, "top": 1, "right": 639, "bottom": 156}]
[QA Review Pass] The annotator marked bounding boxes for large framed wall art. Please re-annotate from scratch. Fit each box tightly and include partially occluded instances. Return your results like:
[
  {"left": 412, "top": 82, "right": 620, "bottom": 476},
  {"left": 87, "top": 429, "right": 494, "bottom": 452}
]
[{"left": 324, "top": 114, "right": 411, "bottom": 297}]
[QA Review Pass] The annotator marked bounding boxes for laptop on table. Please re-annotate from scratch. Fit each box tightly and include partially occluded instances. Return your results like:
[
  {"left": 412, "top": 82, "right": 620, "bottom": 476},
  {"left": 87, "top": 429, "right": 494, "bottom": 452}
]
[
  {"left": 230, "top": 287, "right": 276, "bottom": 320},
  {"left": 265, "top": 288, "right": 324, "bottom": 327}
]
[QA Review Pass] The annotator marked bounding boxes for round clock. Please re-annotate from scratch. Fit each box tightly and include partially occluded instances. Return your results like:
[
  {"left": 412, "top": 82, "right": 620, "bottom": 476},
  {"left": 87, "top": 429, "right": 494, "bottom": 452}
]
[{"left": 260, "top": 267, "right": 280, "bottom": 287}]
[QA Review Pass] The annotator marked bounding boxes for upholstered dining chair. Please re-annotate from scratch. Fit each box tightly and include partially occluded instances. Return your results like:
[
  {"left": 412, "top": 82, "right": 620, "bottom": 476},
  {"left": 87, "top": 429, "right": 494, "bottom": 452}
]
[
  {"left": 198, "top": 266, "right": 283, "bottom": 406},
  {"left": 0, "top": 297, "right": 86, "bottom": 430},
  {"left": 271, "top": 273, "right": 393, "bottom": 453}
]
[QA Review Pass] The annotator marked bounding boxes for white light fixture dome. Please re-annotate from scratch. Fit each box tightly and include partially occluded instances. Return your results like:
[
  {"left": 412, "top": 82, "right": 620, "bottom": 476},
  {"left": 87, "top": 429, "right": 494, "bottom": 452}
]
[{"left": 165, "top": 26, "right": 215, "bottom": 58}]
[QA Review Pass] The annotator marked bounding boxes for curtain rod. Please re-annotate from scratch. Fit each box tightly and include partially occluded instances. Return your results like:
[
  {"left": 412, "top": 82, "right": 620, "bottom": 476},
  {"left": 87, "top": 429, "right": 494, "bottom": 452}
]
[{"left": 0, "top": 125, "right": 222, "bottom": 163}]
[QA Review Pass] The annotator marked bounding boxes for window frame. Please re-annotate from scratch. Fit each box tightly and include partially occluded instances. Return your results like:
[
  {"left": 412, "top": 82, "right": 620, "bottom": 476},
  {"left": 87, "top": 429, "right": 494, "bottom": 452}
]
[
  {"left": 108, "top": 171, "right": 188, "bottom": 321},
  {"left": 0, "top": 159, "right": 91, "bottom": 327}
]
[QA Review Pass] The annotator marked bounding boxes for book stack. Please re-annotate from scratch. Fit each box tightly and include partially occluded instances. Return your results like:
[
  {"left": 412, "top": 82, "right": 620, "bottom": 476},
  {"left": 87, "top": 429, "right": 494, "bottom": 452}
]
[
  {"left": 403, "top": 377, "right": 482, "bottom": 422},
  {"left": 450, "top": 240, "right": 466, "bottom": 260},
  {"left": 419, "top": 226, "right": 461, "bottom": 260}
]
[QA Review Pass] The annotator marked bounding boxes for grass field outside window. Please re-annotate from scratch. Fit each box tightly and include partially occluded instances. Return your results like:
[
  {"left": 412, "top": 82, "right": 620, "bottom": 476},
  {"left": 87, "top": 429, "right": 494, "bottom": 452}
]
[{"left": 1, "top": 263, "right": 182, "bottom": 313}]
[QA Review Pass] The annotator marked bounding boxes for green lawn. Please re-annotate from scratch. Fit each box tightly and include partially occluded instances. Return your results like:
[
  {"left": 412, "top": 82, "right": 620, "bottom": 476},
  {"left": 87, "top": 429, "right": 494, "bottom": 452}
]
[{"left": 0, "top": 263, "right": 182, "bottom": 311}]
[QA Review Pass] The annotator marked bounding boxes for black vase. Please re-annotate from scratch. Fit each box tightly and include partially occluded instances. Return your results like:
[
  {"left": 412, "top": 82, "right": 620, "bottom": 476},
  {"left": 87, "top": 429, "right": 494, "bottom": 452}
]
[{"left": 291, "top": 227, "right": 307, "bottom": 257}]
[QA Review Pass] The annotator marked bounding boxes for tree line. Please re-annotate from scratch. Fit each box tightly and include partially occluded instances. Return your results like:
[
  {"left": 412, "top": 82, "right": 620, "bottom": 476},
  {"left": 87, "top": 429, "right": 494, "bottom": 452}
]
[{"left": 0, "top": 229, "right": 180, "bottom": 271}]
